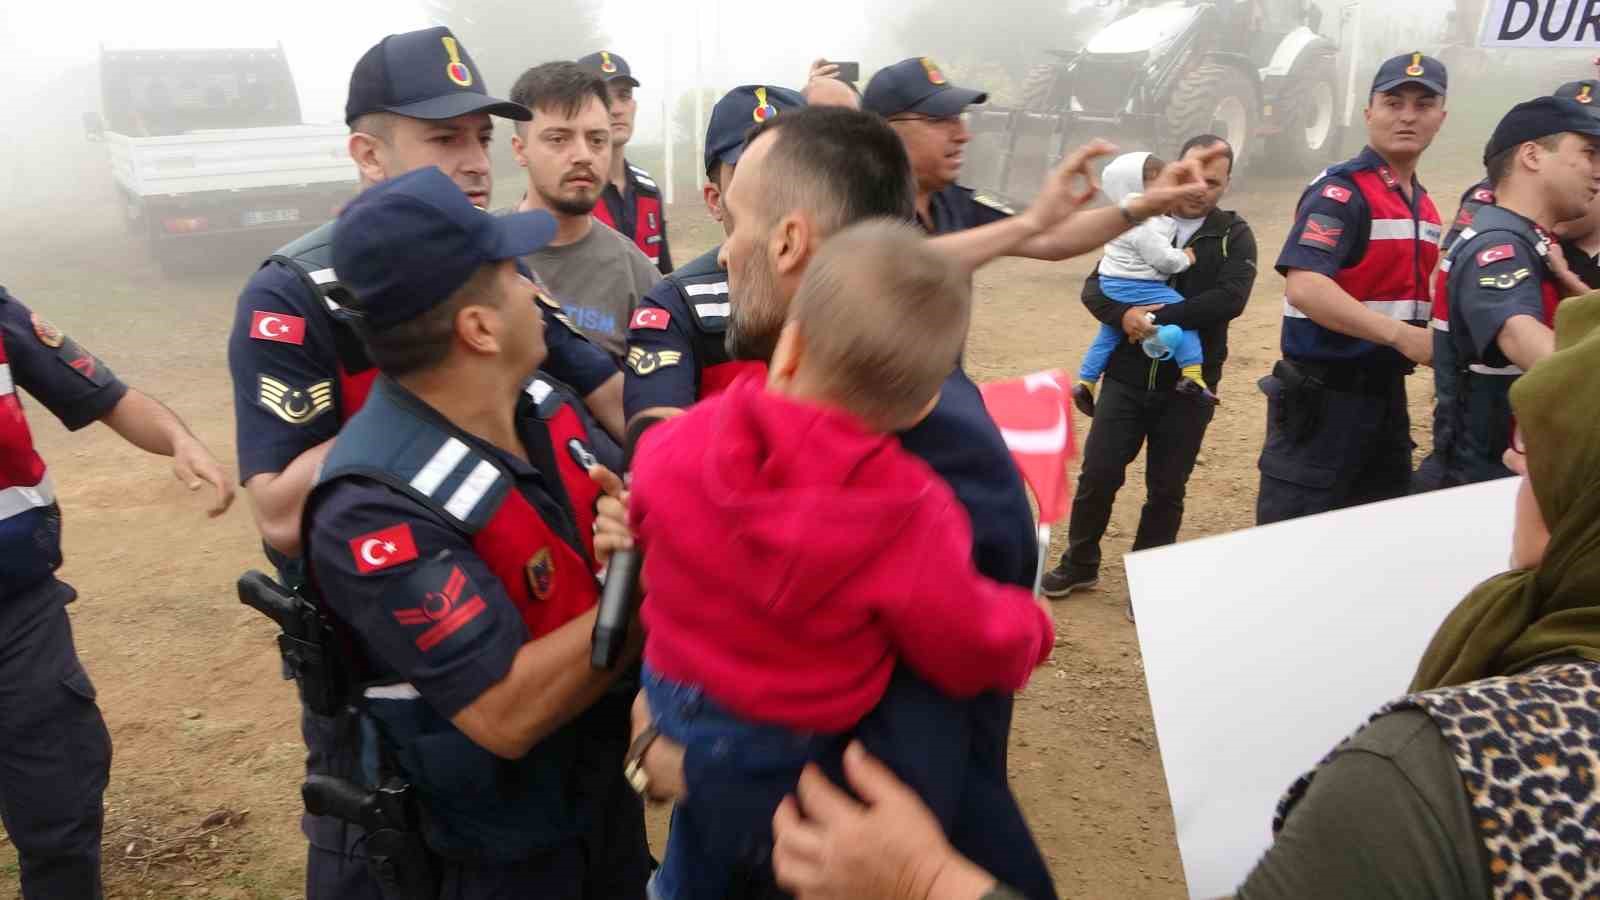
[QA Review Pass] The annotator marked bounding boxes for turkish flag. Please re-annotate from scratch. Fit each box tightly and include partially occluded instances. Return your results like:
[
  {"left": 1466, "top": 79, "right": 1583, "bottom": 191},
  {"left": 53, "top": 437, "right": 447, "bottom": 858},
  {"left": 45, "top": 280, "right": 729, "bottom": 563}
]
[
  {"left": 629, "top": 307, "right": 670, "bottom": 331},
  {"left": 251, "top": 311, "right": 307, "bottom": 345},
  {"left": 979, "top": 369, "right": 1077, "bottom": 525},
  {"left": 348, "top": 523, "right": 419, "bottom": 574}
]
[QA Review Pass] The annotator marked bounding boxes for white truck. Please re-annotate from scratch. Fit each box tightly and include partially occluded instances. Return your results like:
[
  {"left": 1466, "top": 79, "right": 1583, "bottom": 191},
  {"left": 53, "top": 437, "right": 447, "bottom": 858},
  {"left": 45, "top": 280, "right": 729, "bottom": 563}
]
[{"left": 84, "top": 46, "right": 355, "bottom": 270}]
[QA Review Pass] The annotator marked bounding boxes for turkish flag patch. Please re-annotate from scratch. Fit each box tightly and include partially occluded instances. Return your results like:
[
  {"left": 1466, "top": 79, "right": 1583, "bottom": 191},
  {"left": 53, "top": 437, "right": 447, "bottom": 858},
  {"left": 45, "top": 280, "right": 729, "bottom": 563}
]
[
  {"left": 1321, "top": 184, "right": 1352, "bottom": 204},
  {"left": 1298, "top": 213, "right": 1344, "bottom": 250},
  {"left": 629, "top": 307, "right": 670, "bottom": 331},
  {"left": 251, "top": 311, "right": 307, "bottom": 345},
  {"left": 349, "top": 523, "right": 419, "bottom": 574},
  {"left": 1471, "top": 187, "right": 1495, "bottom": 203},
  {"left": 1477, "top": 244, "right": 1516, "bottom": 267}
]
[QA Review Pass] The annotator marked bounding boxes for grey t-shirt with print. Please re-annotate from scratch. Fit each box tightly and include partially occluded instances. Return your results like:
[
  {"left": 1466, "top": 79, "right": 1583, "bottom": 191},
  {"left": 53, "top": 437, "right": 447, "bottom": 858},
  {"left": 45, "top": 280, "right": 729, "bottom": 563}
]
[{"left": 520, "top": 219, "right": 661, "bottom": 361}]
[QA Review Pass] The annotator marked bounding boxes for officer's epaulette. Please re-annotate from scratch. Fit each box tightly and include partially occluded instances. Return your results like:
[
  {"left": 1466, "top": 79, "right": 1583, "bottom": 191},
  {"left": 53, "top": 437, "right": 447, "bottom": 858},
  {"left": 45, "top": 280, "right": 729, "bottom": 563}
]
[
  {"left": 971, "top": 190, "right": 1017, "bottom": 216},
  {"left": 628, "top": 164, "right": 660, "bottom": 193}
]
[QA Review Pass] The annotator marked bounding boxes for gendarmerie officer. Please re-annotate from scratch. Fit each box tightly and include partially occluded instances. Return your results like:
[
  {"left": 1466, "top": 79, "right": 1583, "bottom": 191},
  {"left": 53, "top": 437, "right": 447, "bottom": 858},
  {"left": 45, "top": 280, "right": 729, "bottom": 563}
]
[
  {"left": 305, "top": 166, "right": 648, "bottom": 898},
  {"left": 225, "top": 27, "right": 621, "bottom": 900},
  {"left": 1257, "top": 53, "right": 1448, "bottom": 524},
  {"left": 1423, "top": 98, "right": 1600, "bottom": 487},
  {"left": 0, "top": 290, "right": 231, "bottom": 899},
  {"left": 577, "top": 51, "right": 672, "bottom": 274}
]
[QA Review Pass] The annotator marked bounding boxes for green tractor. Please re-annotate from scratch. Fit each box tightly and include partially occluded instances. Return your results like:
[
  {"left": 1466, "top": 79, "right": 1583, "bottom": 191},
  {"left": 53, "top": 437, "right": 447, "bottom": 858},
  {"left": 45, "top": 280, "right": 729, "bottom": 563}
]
[{"left": 969, "top": 0, "right": 1359, "bottom": 198}]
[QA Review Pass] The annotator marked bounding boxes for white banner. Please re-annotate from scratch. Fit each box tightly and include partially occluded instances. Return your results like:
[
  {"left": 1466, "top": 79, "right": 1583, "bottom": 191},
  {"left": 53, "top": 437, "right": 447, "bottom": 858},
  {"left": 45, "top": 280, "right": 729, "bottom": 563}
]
[
  {"left": 1126, "top": 477, "right": 1520, "bottom": 898},
  {"left": 1479, "top": 0, "right": 1600, "bottom": 47}
]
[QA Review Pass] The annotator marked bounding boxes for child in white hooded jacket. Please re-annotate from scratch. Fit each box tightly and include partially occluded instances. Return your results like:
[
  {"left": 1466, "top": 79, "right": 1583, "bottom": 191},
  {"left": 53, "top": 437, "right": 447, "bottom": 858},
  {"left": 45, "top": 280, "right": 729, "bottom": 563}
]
[{"left": 1074, "top": 151, "right": 1215, "bottom": 415}]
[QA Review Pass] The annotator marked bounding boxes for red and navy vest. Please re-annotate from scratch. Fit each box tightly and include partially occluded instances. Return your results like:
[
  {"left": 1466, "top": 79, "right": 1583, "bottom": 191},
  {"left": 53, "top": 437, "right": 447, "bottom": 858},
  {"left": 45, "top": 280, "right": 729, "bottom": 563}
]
[
  {"left": 269, "top": 223, "right": 380, "bottom": 420},
  {"left": 0, "top": 330, "right": 61, "bottom": 596},
  {"left": 1283, "top": 153, "right": 1442, "bottom": 365},
  {"left": 1429, "top": 204, "right": 1561, "bottom": 483},
  {"left": 669, "top": 246, "right": 766, "bottom": 399},
  {"left": 304, "top": 376, "right": 606, "bottom": 859},
  {"left": 593, "top": 163, "right": 665, "bottom": 269}
]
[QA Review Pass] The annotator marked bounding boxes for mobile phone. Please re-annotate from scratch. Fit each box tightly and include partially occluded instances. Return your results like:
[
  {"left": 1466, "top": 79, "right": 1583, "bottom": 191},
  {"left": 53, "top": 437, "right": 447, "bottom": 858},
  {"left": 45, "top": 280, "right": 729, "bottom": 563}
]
[{"left": 831, "top": 61, "right": 860, "bottom": 83}]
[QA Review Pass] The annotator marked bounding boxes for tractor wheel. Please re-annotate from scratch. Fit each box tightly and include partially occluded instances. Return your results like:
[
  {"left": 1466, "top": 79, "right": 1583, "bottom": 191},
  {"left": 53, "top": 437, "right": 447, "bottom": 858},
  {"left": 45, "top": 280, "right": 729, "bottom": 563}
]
[
  {"left": 1266, "top": 52, "right": 1341, "bottom": 173},
  {"left": 1021, "top": 63, "right": 1070, "bottom": 112},
  {"left": 1162, "top": 63, "right": 1257, "bottom": 171}
]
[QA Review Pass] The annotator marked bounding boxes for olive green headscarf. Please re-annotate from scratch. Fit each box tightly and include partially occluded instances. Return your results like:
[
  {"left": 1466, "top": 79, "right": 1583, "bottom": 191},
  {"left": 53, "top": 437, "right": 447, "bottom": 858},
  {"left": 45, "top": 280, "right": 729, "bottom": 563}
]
[{"left": 1411, "top": 291, "right": 1600, "bottom": 692}]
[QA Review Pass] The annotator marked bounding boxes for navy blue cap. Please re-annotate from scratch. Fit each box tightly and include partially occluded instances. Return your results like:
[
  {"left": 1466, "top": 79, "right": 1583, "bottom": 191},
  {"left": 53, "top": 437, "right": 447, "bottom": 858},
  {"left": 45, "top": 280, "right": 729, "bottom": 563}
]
[
  {"left": 345, "top": 27, "right": 529, "bottom": 125},
  {"left": 577, "top": 51, "right": 640, "bottom": 87},
  {"left": 1555, "top": 79, "right": 1600, "bottom": 114},
  {"left": 332, "top": 167, "right": 556, "bottom": 332},
  {"left": 704, "top": 84, "right": 805, "bottom": 175},
  {"left": 863, "top": 57, "right": 987, "bottom": 118},
  {"left": 1371, "top": 51, "right": 1447, "bottom": 97},
  {"left": 1484, "top": 96, "right": 1600, "bottom": 164}
]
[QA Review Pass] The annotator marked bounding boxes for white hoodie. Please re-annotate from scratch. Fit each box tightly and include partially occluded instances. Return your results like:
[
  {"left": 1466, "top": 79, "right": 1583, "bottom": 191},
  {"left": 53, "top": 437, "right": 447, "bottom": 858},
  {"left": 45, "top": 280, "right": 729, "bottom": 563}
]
[{"left": 1097, "top": 152, "right": 1192, "bottom": 282}]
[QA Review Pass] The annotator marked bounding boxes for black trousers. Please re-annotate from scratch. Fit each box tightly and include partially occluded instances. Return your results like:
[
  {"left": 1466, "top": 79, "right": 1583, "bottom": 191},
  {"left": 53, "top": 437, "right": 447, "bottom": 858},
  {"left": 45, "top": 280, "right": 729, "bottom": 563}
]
[
  {"left": 0, "top": 592, "right": 111, "bottom": 900},
  {"left": 1255, "top": 369, "right": 1412, "bottom": 525},
  {"left": 1064, "top": 378, "right": 1217, "bottom": 570}
]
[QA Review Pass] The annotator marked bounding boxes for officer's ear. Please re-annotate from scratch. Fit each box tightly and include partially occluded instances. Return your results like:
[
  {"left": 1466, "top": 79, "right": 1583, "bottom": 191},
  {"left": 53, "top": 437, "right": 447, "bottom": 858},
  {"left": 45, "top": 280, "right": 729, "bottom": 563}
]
[
  {"left": 770, "top": 210, "right": 814, "bottom": 279},
  {"left": 348, "top": 131, "right": 389, "bottom": 184},
  {"left": 703, "top": 180, "right": 724, "bottom": 223}
]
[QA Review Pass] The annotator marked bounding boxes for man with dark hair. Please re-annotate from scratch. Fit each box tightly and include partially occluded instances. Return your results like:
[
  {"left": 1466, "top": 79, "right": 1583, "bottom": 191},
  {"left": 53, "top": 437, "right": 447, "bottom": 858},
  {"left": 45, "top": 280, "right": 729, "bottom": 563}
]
[
  {"left": 307, "top": 165, "right": 649, "bottom": 899},
  {"left": 1419, "top": 97, "right": 1600, "bottom": 488},
  {"left": 623, "top": 86, "right": 804, "bottom": 431},
  {"left": 1256, "top": 52, "right": 1448, "bottom": 525},
  {"left": 1040, "top": 135, "right": 1256, "bottom": 615},
  {"left": 620, "top": 104, "right": 1213, "bottom": 899},
  {"left": 225, "top": 28, "right": 623, "bottom": 900},
  {"left": 577, "top": 51, "right": 671, "bottom": 274},
  {"left": 507, "top": 62, "right": 661, "bottom": 361}
]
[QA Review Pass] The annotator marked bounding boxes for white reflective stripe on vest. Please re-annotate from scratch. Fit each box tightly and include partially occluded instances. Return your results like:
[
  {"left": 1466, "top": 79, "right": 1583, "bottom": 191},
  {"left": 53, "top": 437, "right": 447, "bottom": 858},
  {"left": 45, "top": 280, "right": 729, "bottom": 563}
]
[
  {"left": 695, "top": 302, "right": 730, "bottom": 318},
  {"left": 0, "top": 472, "right": 55, "bottom": 521},
  {"left": 410, "top": 437, "right": 470, "bottom": 497},
  {"left": 1369, "top": 219, "right": 1442, "bottom": 243},
  {"left": 364, "top": 683, "right": 421, "bottom": 700},
  {"left": 1469, "top": 362, "right": 1522, "bottom": 376},
  {"left": 0, "top": 363, "right": 12, "bottom": 397},
  {"left": 1282, "top": 298, "right": 1426, "bottom": 320},
  {"left": 308, "top": 267, "right": 338, "bottom": 286},
  {"left": 684, "top": 282, "right": 728, "bottom": 297},
  {"left": 1431, "top": 317, "right": 1450, "bottom": 332},
  {"left": 443, "top": 460, "right": 500, "bottom": 520}
]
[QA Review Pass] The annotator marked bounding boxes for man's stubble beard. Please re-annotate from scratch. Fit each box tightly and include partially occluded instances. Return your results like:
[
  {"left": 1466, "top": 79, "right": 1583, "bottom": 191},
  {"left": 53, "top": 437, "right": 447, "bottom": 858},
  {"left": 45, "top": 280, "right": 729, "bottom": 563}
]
[
  {"left": 725, "top": 241, "right": 786, "bottom": 363},
  {"left": 536, "top": 182, "right": 600, "bottom": 218}
]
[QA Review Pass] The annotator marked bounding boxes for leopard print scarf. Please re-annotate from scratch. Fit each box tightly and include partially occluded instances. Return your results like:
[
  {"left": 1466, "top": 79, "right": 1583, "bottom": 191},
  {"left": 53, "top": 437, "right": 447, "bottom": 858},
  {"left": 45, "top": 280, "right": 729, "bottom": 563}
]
[{"left": 1275, "top": 662, "right": 1600, "bottom": 899}]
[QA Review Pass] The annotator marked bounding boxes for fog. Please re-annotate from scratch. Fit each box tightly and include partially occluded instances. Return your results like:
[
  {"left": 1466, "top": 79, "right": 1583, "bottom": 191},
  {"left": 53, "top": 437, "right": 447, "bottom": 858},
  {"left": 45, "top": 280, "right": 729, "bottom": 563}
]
[{"left": 1, "top": 0, "right": 1594, "bottom": 236}]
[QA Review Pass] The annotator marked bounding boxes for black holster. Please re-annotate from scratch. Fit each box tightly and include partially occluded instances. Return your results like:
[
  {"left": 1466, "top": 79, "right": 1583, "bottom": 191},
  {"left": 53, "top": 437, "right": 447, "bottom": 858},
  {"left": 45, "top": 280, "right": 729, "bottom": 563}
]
[
  {"left": 1272, "top": 359, "right": 1325, "bottom": 444},
  {"left": 236, "top": 570, "right": 352, "bottom": 718},
  {"left": 303, "top": 775, "right": 440, "bottom": 900}
]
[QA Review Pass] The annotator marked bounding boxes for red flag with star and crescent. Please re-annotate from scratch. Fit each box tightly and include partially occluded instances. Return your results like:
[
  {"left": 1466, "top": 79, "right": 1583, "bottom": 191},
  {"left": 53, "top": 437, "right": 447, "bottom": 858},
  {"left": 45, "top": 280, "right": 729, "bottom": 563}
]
[
  {"left": 349, "top": 524, "right": 419, "bottom": 574},
  {"left": 979, "top": 369, "right": 1077, "bottom": 525}
]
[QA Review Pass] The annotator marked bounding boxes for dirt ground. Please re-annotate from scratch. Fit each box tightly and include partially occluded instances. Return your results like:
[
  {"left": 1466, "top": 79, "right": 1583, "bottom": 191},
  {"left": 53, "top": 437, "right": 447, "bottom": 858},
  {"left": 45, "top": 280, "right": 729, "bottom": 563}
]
[{"left": 0, "top": 150, "right": 1487, "bottom": 898}]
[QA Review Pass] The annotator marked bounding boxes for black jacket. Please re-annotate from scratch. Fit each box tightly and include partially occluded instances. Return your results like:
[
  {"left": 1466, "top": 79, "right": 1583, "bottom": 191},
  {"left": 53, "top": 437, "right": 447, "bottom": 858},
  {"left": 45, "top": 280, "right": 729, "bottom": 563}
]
[{"left": 1083, "top": 208, "right": 1257, "bottom": 393}]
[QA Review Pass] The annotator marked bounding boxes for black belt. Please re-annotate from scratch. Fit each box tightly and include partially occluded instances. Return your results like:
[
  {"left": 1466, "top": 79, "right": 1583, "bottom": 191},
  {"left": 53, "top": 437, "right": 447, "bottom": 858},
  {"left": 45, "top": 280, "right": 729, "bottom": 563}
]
[{"left": 1283, "top": 357, "right": 1408, "bottom": 394}]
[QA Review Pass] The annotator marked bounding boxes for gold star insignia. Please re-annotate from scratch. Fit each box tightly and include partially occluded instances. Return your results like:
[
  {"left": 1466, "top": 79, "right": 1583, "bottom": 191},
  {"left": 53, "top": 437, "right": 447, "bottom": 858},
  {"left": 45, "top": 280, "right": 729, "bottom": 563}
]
[
  {"left": 258, "top": 375, "right": 333, "bottom": 424},
  {"left": 626, "top": 348, "right": 683, "bottom": 376}
]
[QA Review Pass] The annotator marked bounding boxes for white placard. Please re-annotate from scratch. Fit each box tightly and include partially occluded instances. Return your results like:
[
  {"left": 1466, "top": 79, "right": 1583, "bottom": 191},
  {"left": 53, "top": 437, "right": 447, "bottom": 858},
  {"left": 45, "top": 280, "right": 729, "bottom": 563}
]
[
  {"left": 1126, "top": 477, "right": 1520, "bottom": 899},
  {"left": 1479, "top": 0, "right": 1600, "bottom": 48}
]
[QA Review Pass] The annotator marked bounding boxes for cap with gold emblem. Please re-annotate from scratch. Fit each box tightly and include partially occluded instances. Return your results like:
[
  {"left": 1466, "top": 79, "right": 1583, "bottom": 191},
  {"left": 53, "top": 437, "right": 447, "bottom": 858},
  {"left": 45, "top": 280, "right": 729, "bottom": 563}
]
[
  {"left": 1555, "top": 79, "right": 1600, "bottom": 117},
  {"left": 345, "top": 26, "right": 529, "bottom": 124},
  {"left": 1370, "top": 51, "right": 1447, "bottom": 97},
  {"left": 862, "top": 57, "right": 988, "bottom": 118},
  {"left": 577, "top": 51, "right": 641, "bottom": 88},
  {"left": 703, "top": 84, "right": 805, "bottom": 175}
]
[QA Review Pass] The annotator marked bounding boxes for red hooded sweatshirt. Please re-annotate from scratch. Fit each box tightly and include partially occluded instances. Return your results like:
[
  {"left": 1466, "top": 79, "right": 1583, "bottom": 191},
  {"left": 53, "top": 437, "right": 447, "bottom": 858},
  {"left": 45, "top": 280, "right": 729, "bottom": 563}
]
[{"left": 631, "top": 375, "right": 1054, "bottom": 733}]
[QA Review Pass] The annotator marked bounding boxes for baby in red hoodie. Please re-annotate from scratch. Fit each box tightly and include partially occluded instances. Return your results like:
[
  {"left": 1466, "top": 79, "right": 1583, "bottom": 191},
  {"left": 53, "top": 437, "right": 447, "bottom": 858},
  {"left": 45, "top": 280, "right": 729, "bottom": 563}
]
[{"left": 630, "top": 220, "right": 1055, "bottom": 900}]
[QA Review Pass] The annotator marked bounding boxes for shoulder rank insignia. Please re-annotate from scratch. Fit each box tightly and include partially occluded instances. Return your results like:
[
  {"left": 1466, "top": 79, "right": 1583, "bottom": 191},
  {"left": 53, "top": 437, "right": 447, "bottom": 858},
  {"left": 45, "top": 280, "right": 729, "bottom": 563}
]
[
  {"left": 627, "top": 347, "right": 683, "bottom": 376},
  {"left": 1478, "top": 268, "right": 1532, "bottom": 290},
  {"left": 973, "top": 192, "right": 1015, "bottom": 216},
  {"left": 258, "top": 375, "right": 333, "bottom": 424}
]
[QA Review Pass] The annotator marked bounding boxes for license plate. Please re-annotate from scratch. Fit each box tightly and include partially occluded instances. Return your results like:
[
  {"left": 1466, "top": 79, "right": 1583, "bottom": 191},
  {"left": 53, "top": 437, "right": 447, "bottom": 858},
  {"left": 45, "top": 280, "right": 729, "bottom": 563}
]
[{"left": 243, "top": 208, "right": 300, "bottom": 226}]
